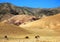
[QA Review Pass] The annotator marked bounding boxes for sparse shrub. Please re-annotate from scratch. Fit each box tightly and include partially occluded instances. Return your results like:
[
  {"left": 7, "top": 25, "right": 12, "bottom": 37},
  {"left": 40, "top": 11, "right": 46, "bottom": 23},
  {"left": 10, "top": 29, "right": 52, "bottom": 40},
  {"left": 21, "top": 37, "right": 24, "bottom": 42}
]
[
  {"left": 35, "top": 35, "right": 40, "bottom": 39},
  {"left": 25, "top": 36, "right": 29, "bottom": 39},
  {"left": 4, "top": 35, "right": 8, "bottom": 40},
  {"left": 4, "top": 35, "right": 7, "bottom": 38},
  {"left": 10, "top": 9, "right": 19, "bottom": 15}
]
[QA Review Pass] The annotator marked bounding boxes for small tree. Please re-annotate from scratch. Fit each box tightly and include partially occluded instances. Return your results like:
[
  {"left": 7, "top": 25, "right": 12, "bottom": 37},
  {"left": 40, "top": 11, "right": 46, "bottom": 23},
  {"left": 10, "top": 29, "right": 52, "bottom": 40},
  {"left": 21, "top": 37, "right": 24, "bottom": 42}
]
[
  {"left": 35, "top": 35, "right": 40, "bottom": 39},
  {"left": 4, "top": 35, "right": 8, "bottom": 40},
  {"left": 35, "top": 35, "right": 40, "bottom": 42},
  {"left": 25, "top": 36, "right": 29, "bottom": 39}
]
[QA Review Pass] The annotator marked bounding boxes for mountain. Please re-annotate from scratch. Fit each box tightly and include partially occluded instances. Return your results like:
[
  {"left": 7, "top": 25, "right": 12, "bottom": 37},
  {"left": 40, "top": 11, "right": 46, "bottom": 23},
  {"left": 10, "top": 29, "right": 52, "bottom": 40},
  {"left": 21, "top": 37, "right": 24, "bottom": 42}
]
[
  {"left": 20, "top": 13, "right": 60, "bottom": 36},
  {"left": 0, "top": 2, "right": 60, "bottom": 21},
  {"left": 0, "top": 22, "right": 32, "bottom": 38}
]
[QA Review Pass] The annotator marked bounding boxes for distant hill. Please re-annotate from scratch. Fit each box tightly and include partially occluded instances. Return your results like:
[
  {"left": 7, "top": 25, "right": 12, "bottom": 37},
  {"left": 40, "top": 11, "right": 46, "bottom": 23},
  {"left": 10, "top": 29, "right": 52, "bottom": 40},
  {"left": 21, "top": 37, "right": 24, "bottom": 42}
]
[{"left": 0, "top": 2, "right": 60, "bottom": 21}]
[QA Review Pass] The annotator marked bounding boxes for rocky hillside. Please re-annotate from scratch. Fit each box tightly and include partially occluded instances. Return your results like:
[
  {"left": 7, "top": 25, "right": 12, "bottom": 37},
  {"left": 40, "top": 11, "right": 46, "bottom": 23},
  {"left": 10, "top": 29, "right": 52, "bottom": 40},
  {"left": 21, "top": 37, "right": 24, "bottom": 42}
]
[
  {"left": 2, "top": 15, "right": 39, "bottom": 26},
  {"left": 0, "top": 2, "right": 60, "bottom": 21}
]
